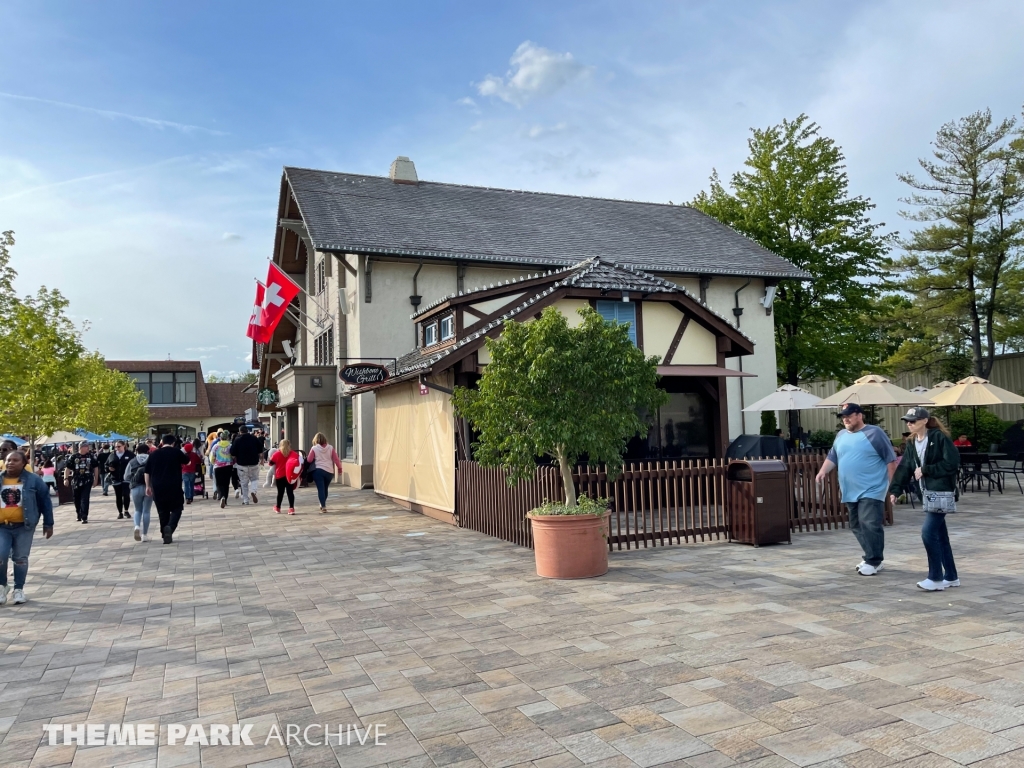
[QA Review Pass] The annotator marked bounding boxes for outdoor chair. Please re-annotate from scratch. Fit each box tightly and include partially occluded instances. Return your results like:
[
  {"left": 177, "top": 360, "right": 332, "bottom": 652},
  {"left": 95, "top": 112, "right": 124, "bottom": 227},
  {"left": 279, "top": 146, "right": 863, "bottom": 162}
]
[
  {"left": 994, "top": 452, "right": 1024, "bottom": 494},
  {"left": 961, "top": 454, "right": 1003, "bottom": 496}
]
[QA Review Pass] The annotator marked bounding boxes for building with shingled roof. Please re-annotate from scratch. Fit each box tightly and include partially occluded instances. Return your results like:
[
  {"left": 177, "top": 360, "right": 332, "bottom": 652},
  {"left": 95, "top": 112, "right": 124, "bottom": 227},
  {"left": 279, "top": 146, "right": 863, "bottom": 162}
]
[{"left": 254, "top": 157, "right": 807, "bottom": 492}]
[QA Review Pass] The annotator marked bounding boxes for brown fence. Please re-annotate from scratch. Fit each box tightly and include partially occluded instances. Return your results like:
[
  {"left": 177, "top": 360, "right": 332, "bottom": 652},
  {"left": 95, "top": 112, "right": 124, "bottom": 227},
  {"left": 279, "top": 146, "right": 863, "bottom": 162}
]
[{"left": 456, "top": 452, "right": 892, "bottom": 550}]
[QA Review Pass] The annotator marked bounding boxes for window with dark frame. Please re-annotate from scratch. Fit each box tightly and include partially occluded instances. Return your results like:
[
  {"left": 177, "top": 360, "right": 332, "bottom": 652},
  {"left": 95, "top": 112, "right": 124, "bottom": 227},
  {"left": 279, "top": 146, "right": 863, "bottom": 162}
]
[
  {"left": 314, "top": 325, "right": 334, "bottom": 366},
  {"left": 316, "top": 257, "right": 327, "bottom": 296},
  {"left": 128, "top": 372, "right": 197, "bottom": 405}
]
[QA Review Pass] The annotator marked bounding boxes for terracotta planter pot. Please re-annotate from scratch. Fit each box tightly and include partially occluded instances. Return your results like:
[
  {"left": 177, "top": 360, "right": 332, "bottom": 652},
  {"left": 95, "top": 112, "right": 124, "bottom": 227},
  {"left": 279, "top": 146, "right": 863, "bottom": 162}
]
[{"left": 528, "top": 511, "right": 609, "bottom": 579}]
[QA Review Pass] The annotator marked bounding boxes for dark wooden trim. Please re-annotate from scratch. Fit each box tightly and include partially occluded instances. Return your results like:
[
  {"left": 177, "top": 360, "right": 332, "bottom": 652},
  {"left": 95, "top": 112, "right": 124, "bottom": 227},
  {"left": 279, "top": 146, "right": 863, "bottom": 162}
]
[
  {"left": 634, "top": 300, "right": 644, "bottom": 350},
  {"left": 463, "top": 293, "right": 544, "bottom": 337},
  {"left": 664, "top": 297, "right": 754, "bottom": 355},
  {"left": 462, "top": 304, "right": 487, "bottom": 321},
  {"left": 457, "top": 353, "right": 478, "bottom": 374},
  {"left": 696, "top": 378, "right": 719, "bottom": 402},
  {"left": 333, "top": 253, "right": 357, "bottom": 276},
  {"left": 664, "top": 314, "right": 691, "bottom": 365},
  {"left": 432, "top": 288, "right": 570, "bottom": 373}
]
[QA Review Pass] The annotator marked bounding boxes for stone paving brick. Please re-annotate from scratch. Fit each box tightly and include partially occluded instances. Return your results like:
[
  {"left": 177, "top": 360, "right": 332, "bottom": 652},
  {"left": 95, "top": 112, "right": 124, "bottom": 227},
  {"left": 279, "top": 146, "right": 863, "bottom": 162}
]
[{"left": 5, "top": 486, "right": 1024, "bottom": 767}]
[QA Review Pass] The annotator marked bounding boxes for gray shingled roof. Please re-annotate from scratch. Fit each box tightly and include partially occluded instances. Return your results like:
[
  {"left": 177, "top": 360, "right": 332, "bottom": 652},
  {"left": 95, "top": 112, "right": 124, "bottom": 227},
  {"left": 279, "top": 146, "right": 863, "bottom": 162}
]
[
  {"left": 381, "top": 257, "right": 751, "bottom": 383},
  {"left": 284, "top": 167, "right": 809, "bottom": 279}
]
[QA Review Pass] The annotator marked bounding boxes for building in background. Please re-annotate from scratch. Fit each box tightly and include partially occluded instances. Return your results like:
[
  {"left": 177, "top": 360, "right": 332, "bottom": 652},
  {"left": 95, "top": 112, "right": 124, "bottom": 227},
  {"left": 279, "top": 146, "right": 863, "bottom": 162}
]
[
  {"left": 254, "top": 157, "right": 807, "bottom": 488},
  {"left": 107, "top": 360, "right": 258, "bottom": 440}
]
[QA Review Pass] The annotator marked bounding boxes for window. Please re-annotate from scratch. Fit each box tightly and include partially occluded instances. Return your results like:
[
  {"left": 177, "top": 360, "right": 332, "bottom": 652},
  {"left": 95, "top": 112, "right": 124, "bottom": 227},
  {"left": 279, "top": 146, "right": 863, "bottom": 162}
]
[
  {"left": 423, "top": 322, "right": 438, "bottom": 347},
  {"left": 440, "top": 315, "right": 455, "bottom": 341},
  {"left": 316, "top": 256, "right": 327, "bottom": 296},
  {"left": 314, "top": 326, "right": 334, "bottom": 366},
  {"left": 596, "top": 300, "right": 637, "bottom": 345},
  {"left": 341, "top": 396, "right": 354, "bottom": 459},
  {"left": 128, "top": 372, "right": 198, "bottom": 405}
]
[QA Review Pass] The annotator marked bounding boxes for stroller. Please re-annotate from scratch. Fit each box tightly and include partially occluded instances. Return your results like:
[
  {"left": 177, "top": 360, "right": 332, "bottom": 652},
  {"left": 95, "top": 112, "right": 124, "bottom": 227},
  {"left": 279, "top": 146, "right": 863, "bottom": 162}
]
[{"left": 193, "top": 463, "right": 210, "bottom": 499}]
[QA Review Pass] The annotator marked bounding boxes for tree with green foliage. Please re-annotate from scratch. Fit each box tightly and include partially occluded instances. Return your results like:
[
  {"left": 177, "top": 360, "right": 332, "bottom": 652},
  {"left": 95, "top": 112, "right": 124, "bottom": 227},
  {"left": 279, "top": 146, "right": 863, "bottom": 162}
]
[
  {"left": 891, "top": 108, "right": 1024, "bottom": 378},
  {"left": 692, "top": 115, "right": 895, "bottom": 396},
  {"left": 0, "top": 231, "right": 148, "bottom": 455},
  {"left": 759, "top": 410, "right": 778, "bottom": 436},
  {"left": 206, "top": 371, "right": 258, "bottom": 384},
  {"left": 452, "top": 306, "right": 667, "bottom": 508}
]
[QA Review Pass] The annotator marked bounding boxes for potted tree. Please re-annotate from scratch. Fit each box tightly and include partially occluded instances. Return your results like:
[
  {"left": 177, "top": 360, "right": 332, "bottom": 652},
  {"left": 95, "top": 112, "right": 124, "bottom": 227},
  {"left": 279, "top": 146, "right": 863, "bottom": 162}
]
[{"left": 453, "top": 306, "right": 666, "bottom": 578}]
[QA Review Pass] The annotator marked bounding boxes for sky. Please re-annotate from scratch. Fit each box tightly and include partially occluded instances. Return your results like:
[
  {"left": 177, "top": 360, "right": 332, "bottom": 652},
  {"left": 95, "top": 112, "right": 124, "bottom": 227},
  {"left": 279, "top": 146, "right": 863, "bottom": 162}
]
[{"left": 2, "top": 0, "right": 1023, "bottom": 376}]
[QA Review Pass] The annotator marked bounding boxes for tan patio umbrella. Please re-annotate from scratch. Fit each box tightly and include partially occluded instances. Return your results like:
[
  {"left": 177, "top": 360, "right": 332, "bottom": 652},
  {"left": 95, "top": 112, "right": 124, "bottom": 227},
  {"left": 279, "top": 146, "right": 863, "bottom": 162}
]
[
  {"left": 925, "top": 380, "right": 956, "bottom": 399},
  {"left": 742, "top": 384, "right": 822, "bottom": 412},
  {"left": 816, "top": 374, "right": 933, "bottom": 408},
  {"left": 929, "top": 376, "right": 1024, "bottom": 445},
  {"left": 39, "top": 430, "right": 84, "bottom": 445}
]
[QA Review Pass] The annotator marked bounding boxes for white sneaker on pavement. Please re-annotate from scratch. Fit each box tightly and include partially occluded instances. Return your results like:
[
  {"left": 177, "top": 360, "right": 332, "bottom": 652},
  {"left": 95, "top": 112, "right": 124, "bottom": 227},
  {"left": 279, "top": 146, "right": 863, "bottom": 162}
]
[
  {"left": 12, "top": 589, "right": 26, "bottom": 604},
  {"left": 141, "top": 534, "right": 148, "bottom": 542},
  {"left": 918, "top": 579, "right": 947, "bottom": 591},
  {"left": 857, "top": 563, "right": 881, "bottom": 576},
  {"left": 134, "top": 526, "right": 141, "bottom": 542},
  {"left": 0, "top": 586, "right": 8, "bottom": 606},
  {"left": 943, "top": 579, "right": 960, "bottom": 588},
  {"left": 854, "top": 561, "right": 883, "bottom": 572}
]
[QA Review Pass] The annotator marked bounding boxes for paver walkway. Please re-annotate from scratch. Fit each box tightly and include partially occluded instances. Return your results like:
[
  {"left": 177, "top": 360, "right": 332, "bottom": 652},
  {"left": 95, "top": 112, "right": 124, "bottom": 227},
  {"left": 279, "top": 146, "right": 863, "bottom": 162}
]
[{"left": 2, "top": 483, "right": 1024, "bottom": 768}]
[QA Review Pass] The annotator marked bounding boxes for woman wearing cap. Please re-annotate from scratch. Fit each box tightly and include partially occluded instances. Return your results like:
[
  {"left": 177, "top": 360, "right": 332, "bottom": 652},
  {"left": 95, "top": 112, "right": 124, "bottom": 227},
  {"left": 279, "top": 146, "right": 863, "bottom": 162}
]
[{"left": 889, "top": 407, "right": 961, "bottom": 591}]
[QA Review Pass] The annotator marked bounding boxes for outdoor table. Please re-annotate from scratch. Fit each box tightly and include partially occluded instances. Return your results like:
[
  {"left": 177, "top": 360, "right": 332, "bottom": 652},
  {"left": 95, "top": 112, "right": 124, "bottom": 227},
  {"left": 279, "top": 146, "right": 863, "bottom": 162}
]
[{"left": 960, "top": 453, "right": 1004, "bottom": 494}]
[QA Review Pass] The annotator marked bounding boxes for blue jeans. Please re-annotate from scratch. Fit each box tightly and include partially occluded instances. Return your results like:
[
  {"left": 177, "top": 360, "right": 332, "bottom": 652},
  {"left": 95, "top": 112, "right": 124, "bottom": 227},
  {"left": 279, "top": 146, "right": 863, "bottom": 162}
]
[
  {"left": 311, "top": 468, "right": 334, "bottom": 507},
  {"left": 182, "top": 473, "right": 195, "bottom": 501},
  {"left": 847, "top": 497, "right": 885, "bottom": 567},
  {"left": 131, "top": 484, "right": 152, "bottom": 534},
  {"left": 0, "top": 524, "right": 35, "bottom": 590},
  {"left": 922, "top": 512, "right": 957, "bottom": 582}
]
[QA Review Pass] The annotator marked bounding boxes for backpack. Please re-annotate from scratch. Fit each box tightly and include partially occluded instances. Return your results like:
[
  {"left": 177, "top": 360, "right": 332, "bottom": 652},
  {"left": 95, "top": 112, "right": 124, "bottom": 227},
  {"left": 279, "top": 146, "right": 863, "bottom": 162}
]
[{"left": 130, "top": 461, "right": 147, "bottom": 487}]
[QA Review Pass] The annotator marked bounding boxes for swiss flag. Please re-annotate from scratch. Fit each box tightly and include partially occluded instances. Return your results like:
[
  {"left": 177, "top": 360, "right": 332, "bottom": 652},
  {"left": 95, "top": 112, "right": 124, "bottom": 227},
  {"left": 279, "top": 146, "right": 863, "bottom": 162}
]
[
  {"left": 260, "top": 263, "right": 302, "bottom": 335},
  {"left": 246, "top": 282, "right": 273, "bottom": 344}
]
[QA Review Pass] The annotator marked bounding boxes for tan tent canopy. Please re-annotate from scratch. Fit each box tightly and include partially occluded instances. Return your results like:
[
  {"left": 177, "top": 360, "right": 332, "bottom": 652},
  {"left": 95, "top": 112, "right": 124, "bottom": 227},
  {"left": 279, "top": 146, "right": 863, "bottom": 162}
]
[{"left": 816, "top": 374, "right": 933, "bottom": 408}]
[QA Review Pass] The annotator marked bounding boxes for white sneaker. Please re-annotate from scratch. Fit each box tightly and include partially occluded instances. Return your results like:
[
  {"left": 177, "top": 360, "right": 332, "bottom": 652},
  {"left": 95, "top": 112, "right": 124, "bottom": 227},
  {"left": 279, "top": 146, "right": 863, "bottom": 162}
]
[
  {"left": 855, "top": 561, "right": 884, "bottom": 572},
  {"left": 918, "top": 579, "right": 947, "bottom": 591},
  {"left": 0, "top": 587, "right": 8, "bottom": 606},
  {"left": 857, "top": 563, "right": 880, "bottom": 576},
  {"left": 235, "top": 489, "right": 242, "bottom": 498},
  {"left": 12, "top": 589, "right": 26, "bottom": 604},
  {"left": 141, "top": 534, "right": 148, "bottom": 542},
  {"left": 134, "top": 526, "right": 141, "bottom": 542},
  {"left": 943, "top": 579, "right": 960, "bottom": 588}
]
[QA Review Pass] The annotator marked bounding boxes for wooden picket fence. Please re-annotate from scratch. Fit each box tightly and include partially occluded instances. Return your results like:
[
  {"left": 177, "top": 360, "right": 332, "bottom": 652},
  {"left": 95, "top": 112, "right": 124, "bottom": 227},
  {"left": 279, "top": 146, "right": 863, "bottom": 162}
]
[{"left": 456, "top": 451, "right": 891, "bottom": 550}]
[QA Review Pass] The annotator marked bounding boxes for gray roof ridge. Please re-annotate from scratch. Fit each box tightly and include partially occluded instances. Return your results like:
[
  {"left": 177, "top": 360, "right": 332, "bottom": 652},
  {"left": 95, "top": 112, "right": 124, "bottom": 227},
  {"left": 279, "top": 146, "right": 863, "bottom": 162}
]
[{"left": 285, "top": 165, "right": 706, "bottom": 212}]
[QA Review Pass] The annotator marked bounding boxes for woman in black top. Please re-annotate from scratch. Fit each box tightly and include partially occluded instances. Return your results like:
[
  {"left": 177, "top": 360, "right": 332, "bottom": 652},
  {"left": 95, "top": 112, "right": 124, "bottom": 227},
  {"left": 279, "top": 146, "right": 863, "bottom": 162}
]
[{"left": 890, "top": 407, "right": 961, "bottom": 592}]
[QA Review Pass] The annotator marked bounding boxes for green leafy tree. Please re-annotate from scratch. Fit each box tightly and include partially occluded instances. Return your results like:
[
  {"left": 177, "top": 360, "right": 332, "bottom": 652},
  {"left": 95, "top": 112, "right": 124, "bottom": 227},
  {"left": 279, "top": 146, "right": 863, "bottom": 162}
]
[
  {"left": 206, "top": 371, "right": 258, "bottom": 384},
  {"left": 892, "top": 108, "right": 1024, "bottom": 378},
  {"left": 759, "top": 411, "right": 778, "bottom": 436},
  {"left": 0, "top": 231, "right": 149, "bottom": 454},
  {"left": 70, "top": 355, "right": 150, "bottom": 437},
  {"left": 692, "top": 115, "right": 895, "bottom": 395},
  {"left": 452, "top": 306, "right": 667, "bottom": 507}
]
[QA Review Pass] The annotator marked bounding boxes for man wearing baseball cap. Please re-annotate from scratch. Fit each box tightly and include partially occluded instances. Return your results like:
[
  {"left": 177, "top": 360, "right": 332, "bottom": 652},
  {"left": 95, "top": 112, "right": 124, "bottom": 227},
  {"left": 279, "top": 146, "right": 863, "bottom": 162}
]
[{"left": 815, "top": 403, "right": 898, "bottom": 575}]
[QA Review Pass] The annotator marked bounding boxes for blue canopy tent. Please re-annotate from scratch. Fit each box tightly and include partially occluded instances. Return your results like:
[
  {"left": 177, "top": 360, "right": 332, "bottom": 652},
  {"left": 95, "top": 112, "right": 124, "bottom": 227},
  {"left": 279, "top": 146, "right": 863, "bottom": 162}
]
[
  {"left": 75, "top": 429, "right": 106, "bottom": 442},
  {"left": 1, "top": 434, "right": 27, "bottom": 447},
  {"left": 106, "top": 432, "right": 132, "bottom": 441}
]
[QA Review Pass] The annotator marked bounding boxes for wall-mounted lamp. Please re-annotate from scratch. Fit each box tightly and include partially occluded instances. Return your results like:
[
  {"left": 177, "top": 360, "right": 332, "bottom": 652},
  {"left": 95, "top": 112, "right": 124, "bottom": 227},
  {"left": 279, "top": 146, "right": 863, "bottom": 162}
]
[{"left": 761, "top": 285, "right": 778, "bottom": 315}]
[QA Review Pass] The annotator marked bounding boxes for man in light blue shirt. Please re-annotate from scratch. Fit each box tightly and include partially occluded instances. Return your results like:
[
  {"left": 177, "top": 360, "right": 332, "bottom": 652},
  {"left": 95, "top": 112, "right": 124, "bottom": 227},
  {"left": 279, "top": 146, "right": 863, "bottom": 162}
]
[{"left": 815, "top": 403, "right": 897, "bottom": 575}]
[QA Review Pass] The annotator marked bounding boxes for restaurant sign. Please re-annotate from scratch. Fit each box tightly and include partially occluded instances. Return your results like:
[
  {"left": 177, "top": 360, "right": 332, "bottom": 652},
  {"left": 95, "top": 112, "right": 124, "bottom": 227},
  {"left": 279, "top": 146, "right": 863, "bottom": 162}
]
[{"left": 340, "top": 364, "right": 390, "bottom": 386}]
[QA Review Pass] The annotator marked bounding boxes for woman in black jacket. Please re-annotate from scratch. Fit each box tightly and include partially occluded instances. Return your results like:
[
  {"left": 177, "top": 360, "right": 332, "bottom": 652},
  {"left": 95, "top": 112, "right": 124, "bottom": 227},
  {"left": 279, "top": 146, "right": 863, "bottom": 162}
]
[{"left": 889, "top": 407, "right": 961, "bottom": 592}]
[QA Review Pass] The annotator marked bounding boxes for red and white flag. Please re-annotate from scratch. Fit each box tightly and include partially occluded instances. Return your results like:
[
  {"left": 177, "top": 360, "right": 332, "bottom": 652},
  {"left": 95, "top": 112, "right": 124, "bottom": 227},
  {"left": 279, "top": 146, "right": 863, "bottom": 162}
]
[
  {"left": 259, "top": 263, "right": 302, "bottom": 334},
  {"left": 246, "top": 282, "right": 273, "bottom": 344}
]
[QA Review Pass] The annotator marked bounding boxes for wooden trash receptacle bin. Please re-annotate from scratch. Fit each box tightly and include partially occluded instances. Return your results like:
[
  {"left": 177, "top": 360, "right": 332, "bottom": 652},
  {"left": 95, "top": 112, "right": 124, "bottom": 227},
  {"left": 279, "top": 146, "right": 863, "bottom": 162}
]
[{"left": 728, "top": 460, "right": 792, "bottom": 546}]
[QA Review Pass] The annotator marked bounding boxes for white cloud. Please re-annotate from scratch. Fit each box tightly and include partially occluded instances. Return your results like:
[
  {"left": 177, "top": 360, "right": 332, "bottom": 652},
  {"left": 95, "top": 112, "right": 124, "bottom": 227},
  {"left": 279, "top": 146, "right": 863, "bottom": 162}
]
[
  {"left": 476, "top": 42, "right": 588, "bottom": 107},
  {"left": 525, "top": 122, "right": 568, "bottom": 139},
  {"left": 221, "top": 232, "right": 243, "bottom": 241},
  {"left": 0, "top": 91, "right": 226, "bottom": 135}
]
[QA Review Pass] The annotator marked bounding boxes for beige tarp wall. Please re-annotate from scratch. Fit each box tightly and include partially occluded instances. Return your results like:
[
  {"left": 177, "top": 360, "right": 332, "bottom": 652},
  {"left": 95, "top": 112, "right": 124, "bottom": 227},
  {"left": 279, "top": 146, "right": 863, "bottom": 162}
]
[{"left": 374, "top": 372, "right": 456, "bottom": 513}]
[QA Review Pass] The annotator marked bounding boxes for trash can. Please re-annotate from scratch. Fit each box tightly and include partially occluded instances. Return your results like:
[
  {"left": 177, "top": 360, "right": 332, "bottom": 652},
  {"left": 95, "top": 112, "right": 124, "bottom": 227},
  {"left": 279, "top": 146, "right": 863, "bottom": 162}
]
[{"left": 728, "top": 459, "right": 791, "bottom": 546}]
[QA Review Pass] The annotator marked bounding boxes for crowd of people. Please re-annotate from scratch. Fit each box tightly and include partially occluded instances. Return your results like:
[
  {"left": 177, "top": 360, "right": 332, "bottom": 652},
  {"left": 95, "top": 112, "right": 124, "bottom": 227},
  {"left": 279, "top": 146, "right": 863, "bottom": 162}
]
[{"left": 0, "top": 425, "right": 350, "bottom": 606}]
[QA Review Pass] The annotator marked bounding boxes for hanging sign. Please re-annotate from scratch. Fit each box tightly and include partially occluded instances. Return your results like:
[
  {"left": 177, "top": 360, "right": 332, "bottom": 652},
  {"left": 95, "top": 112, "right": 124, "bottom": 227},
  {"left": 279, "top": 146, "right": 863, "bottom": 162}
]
[
  {"left": 256, "top": 388, "right": 278, "bottom": 406},
  {"left": 340, "top": 364, "right": 390, "bottom": 386},
  {"left": 419, "top": 383, "right": 429, "bottom": 396}
]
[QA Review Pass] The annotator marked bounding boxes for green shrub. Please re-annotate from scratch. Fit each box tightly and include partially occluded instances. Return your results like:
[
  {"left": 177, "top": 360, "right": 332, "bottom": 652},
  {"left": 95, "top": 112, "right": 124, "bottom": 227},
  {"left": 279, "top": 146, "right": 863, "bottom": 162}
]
[
  {"left": 946, "top": 409, "right": 1014, "bottom": 449},
  {"left": 530, "top": 496, "right": 609, "bottom": 516},
  {"left": 810, "top": 429, "right": 837, "bottom": 449},
  {"left": 760, "top": 411, "right": 778, "bottom": 436}
]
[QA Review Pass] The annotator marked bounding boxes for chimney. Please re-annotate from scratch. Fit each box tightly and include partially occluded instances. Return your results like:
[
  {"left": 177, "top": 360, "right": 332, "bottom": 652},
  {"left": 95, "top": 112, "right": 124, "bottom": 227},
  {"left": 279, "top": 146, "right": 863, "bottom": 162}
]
[{"left": 389, "top": 156, "right": 418, "bottom": 184}]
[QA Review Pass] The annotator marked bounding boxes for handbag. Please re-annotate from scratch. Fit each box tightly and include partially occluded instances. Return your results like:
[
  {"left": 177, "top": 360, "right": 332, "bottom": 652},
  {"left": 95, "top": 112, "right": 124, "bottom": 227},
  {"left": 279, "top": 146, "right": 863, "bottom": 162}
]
[{"left": 922, "top": 490, "right": 956, "bottom": 513}]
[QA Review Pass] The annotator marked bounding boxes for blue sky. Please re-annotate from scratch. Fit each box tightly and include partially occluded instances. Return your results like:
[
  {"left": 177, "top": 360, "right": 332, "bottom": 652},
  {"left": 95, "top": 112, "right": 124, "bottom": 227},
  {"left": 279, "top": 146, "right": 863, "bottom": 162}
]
[{"left": 2, "top": 0, "right": 1022, "bottom": 375}]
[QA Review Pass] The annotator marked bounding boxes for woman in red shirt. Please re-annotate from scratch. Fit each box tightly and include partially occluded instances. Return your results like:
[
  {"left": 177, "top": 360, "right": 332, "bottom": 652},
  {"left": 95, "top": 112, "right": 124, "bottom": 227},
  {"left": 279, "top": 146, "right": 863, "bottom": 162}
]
[{"left": 268, "top": 439, "right": 302, "bottom": 515}]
